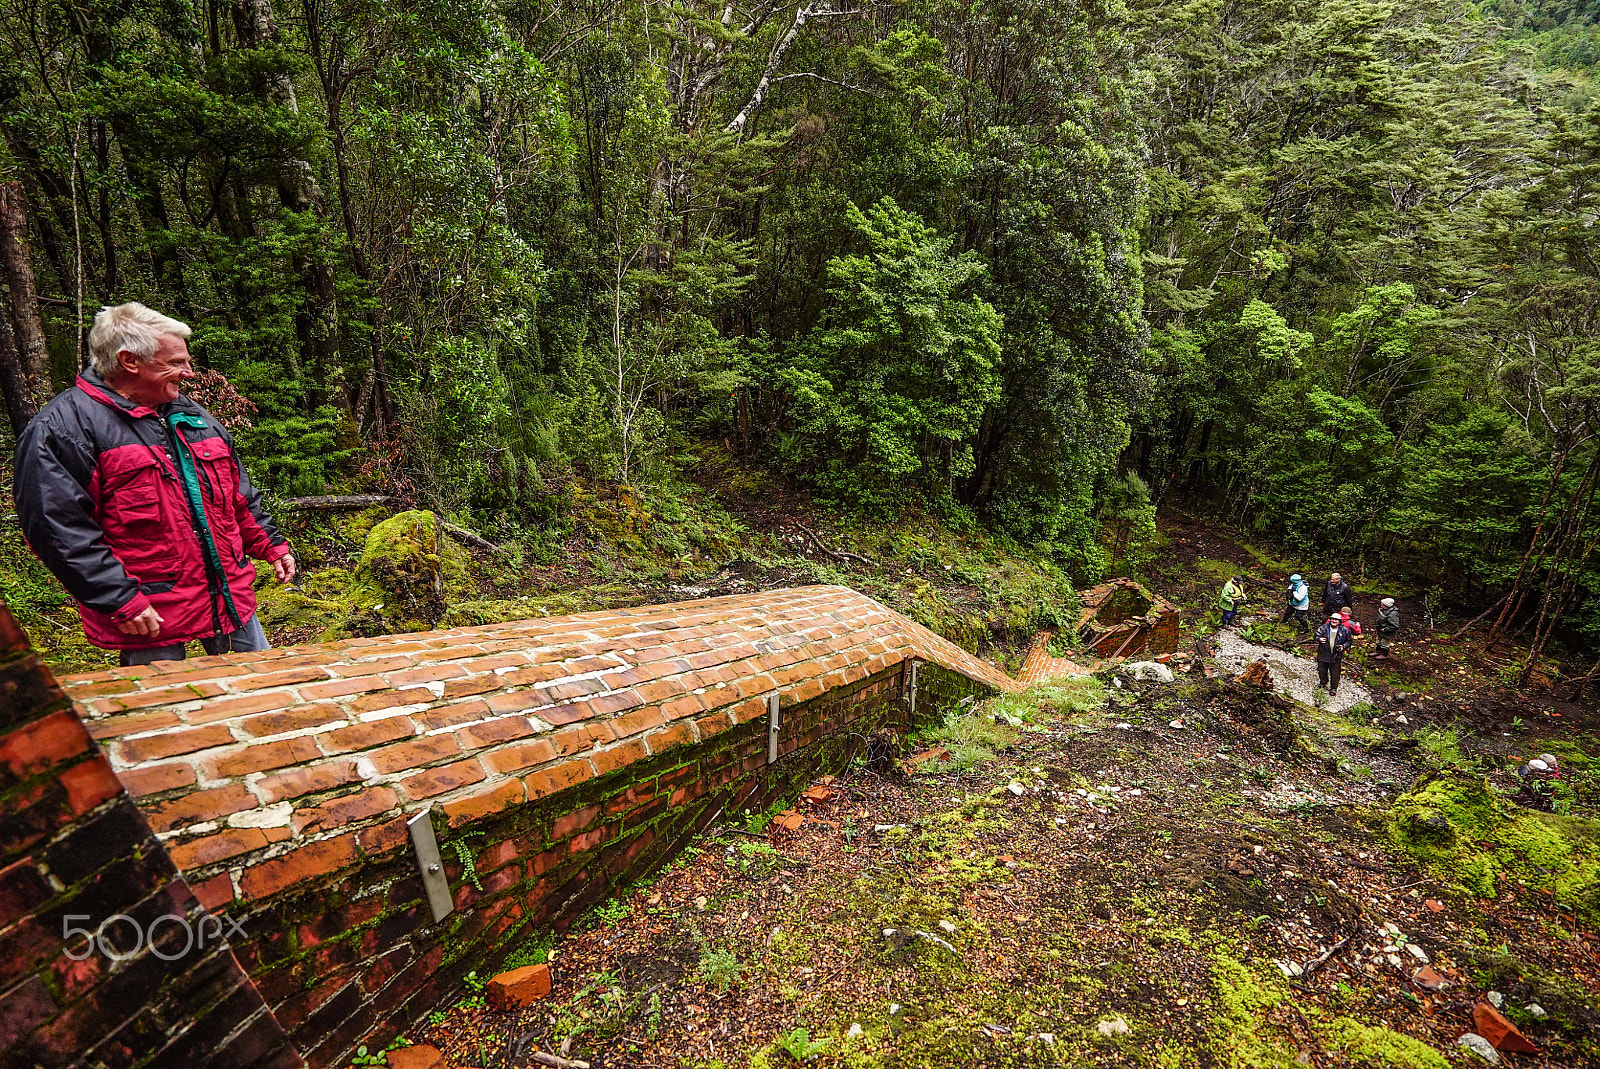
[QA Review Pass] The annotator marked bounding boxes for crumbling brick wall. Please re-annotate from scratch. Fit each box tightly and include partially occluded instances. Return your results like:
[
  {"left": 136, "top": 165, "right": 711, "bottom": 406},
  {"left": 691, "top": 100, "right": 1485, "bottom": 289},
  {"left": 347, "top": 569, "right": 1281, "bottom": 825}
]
[{"left": 0, "top": 606, "right": 297, "bottom": 1069}]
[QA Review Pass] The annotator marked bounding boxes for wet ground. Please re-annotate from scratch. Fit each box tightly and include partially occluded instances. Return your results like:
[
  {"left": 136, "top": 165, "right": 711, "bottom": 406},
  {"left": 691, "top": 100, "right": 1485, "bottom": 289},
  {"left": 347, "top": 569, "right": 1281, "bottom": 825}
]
[{"left": 412, "top": 659, "right": 1600, "bottom": 1069}]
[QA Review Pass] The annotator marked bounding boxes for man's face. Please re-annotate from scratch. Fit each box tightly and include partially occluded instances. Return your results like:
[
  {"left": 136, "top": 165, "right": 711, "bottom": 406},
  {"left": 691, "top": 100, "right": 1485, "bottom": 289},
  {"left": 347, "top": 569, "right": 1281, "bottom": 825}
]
[
  {"left": 1331, "top": 573, "right": 1342, "bottom": 584},
  {"left": 118, "top": 333, "right": 194, "bottom": 405}
]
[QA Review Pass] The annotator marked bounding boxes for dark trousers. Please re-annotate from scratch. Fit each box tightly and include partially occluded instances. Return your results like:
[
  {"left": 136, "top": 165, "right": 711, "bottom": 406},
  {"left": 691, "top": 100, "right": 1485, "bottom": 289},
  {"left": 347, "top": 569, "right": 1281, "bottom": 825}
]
[
  {"left": 1317, "top": 659, "right": 1342, "bottom": 694},
  {"left": 1281, "top": 606, "right": 1309, "bottom": 633},
  {"left": 119, "top": 616, "right": 270, "bottom": 666}
]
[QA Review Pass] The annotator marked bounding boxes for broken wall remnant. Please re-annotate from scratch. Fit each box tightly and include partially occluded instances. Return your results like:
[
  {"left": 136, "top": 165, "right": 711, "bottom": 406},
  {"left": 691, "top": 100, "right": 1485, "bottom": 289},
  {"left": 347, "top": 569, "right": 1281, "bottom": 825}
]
[{"left": 1075, "top": 578, "right": 1181, "bottom": 659}]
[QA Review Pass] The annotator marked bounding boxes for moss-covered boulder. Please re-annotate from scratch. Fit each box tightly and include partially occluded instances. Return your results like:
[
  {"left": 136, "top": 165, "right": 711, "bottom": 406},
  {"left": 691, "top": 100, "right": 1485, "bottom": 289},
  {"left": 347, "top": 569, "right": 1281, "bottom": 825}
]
[
  {"left": 1388, "top": 771, "right": 1600, "bottom": 923},
  {"left": 353, "top": 510, "right": 454, "bottom": 631}
]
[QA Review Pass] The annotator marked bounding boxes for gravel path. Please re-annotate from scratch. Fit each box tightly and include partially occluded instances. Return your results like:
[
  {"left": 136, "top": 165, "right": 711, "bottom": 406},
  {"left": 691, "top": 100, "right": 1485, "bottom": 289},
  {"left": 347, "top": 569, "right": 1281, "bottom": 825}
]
[{"left": 1211, "top": 617, "right": 1372, "bottom": 712}]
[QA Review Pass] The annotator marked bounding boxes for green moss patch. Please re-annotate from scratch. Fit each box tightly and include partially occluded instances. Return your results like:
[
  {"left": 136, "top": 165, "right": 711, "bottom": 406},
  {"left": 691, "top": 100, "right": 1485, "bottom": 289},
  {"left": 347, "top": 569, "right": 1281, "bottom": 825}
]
[{"left": 1388, "top": 771, "right": 1600, "bottom": 922}]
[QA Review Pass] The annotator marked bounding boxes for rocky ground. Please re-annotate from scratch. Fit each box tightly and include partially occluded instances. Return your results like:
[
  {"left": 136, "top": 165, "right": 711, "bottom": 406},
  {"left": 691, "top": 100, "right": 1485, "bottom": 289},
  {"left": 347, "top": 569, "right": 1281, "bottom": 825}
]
[{"left": 404, "top": 630, "right": 1600, "bottom": 1069}]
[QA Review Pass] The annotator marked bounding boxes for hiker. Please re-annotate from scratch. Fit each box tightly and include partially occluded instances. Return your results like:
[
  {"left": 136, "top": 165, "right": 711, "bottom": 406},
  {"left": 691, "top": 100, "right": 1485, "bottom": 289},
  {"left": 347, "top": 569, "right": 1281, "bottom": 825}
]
[
  {"left": 1219, "top": 576, "right": 1248, "bottom": 626},
  {"left": 1322, "top": 572, "right": 1353, "bottom": 617},
  {"left": 13, "top": 302, "right": 295, "bottom": 666},
  {"left": 1280, "top": 573, "right": 1311, "bottom": 634},
  {"left": 1314, "top": 613, "right": 1354, "bottom": 696},
  {"left": 1338, "top": 608, "right": 1362, "bottom": 638},
  {"left": 1375, "top": 598, "right": 1400, "bottom": 658}
]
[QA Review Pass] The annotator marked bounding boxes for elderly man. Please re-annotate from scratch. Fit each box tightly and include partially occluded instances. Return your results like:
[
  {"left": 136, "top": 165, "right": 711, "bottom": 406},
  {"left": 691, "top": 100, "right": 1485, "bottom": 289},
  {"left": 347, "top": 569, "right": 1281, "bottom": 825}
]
[
  {"left": 1322, "top": 572, "right": 1353, "bottom": 617},
  {"left": 13, "top": 302, "right": 294, "bottom": 665}
]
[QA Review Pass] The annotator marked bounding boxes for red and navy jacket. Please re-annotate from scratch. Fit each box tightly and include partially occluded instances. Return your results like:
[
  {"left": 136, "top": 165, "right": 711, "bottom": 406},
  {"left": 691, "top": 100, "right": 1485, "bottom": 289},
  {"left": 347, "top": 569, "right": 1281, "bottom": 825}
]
[{"left": 12, "top": 368, "right": 290, "bottom": 650}]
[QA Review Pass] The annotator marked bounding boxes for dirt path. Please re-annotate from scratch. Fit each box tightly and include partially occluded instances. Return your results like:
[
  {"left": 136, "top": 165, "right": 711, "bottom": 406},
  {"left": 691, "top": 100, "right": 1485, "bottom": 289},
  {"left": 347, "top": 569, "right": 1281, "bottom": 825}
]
[{"left": 1212, "top": 619, "right": 1374, "bottom": 712}]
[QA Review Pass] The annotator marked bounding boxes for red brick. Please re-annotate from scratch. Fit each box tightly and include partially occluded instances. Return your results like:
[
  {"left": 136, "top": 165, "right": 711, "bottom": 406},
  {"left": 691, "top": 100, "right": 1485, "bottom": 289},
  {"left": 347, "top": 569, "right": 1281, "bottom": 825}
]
[
  {"left": 93, "top": 680, "right": 226, "bottom": 713},
  {"left": 191, "top": 873, "right": 235, "bottom": 910},
  {"left": 486, "top": 964, "right": 551, "bottom": 1009},
  {"left": 358, "top": 817, "right": 408, "bottom": 856},
  {"left": 542, "top": 678, "right": 604, "bottom": 702},
  {"left": 132, "top": 664, "right": 241, "bottom": 687},
  {"left": 298, "top": 676, "right": 391, "bottom": 700},
  {"left": 255, "top": 760, "right": 360, "bottom": 802},
  {"left": 59, "top": 757, "right": 123, "bottom": 814},
  {"left": 440, "top": 675, "right": 500, "bottom": 700},
  {"left": 199, "top": 736, "right": 320, "bottom": 779},
  {"left": 319, "top": 717, "right": 416, "bottom": 755},
  {"left": 660, "top": 694, "right": 706, "bottom": 721},
  {"left": 591, "top": 739, "right": 648, "bottom": 777},
  {"left": 367, "top": 735, "right": 461, "bottom": 775},
  {"left": 117, "top": 762, "right": 197, "bottom": 797},
  {"left": 0, "top": 711, "right": 92, "bottom": 775},
  {"left": 327, "top": 656, "right": 416, "bottom": 679},
  {"left": 240, "top": 704, "right": 346, "bottom": 738},
  {"left": 483, "top": 740, "right": 557, "bottom": 774},
  {"left": 496, "top": 664, "right": 569, "bottom": 688},
  {"left": 231, "top": 666, "right": 332, "bottom": 691},
  {"left": 442, "top": 779, "right": 526, "bottom": 826},
  {"left": 549, "top": 723, "right": 611, "bottom": 757},
  {"left": 292, "top": 787, "right": 400, "bottom": 835},
  {"left": 524, "top": 758, "right": 594, "bottom": 799},
  {"left": 551, "top": 804, "right": 601, "bottom": 841},
  {"left": 633, "top": 679, "right": 682, "bottom": 704},
  {"left": 415, "top": 700, "right": 491, "bottom": 731},
  {"left": 485, "top": 691, "right": 542, "bottom": 715},
  {"left": 168, "top": 828, "right": 270, "bottom": 869},
  {"left": 398, "top": 759, "right": 486, "bottom": 800},
  {"left": 610, "top": 708, "right": 666, "bottom": 739},
  {"left": 85, "top": 710, "right": 181, "bottom": 740},
  {"left": 459, "top": 717, "right": 537, "bottom": 748},
  {"left": 118, "top": 724, "right": 234, "bottom": 763},
  {"left": 645, "top": 721, "right": 697, "bottom": 754},
  {"left": 349, "top": 687, "right": 434, "bottom": 714},
  {"left": 239, "top": 834, "right": 358, "bottom": 900},
  {"left": 145, "top": 783, "right": 258, "bottom": 833},
  {"left": 185, "top": 690, "right": 294, "bottom": 724},
  {"left": 387, "top": 664, "right": 467, "bottom": 686}
]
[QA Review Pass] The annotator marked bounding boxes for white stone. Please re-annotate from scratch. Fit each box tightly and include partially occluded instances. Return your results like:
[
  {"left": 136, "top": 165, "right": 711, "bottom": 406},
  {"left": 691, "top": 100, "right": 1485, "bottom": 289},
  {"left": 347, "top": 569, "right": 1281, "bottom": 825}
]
[
  {"left": 1096, "top": 1017, "right": 1131, "bottom": 1036},
  {"left": 1525, "top": 1003, "right": 1546, "bottom": 1018},
  {"left": 938, "top": 920, "right": 958, "bottom": 934},
  {"left": 1406, "top": 943, "right": 1429, "bottom": 964},
  {"left": 1487, "top": 991, "right": 1504, "bottom": 1009},
  {"left": 846, "top": 1024, "right": 863, "bottom": 1039},
  {"left": 1457, "top": 1033, "right": 1500, "bottom": 1064},
  {"left": 1124, "top": 661, "right": 1174, "bottom": 683},
  {"left": 1037, "top": 1034, "right": 1056, "bottom": 1045},
  {"left": 1276, "top": 960, "right": 1304, "bottom": 978},
  {"left": 227, "top": 803, "right": 294, "bottom": 829},
  {"left": 1008, "top": 782, "right": 1026, "bottom": 796}
]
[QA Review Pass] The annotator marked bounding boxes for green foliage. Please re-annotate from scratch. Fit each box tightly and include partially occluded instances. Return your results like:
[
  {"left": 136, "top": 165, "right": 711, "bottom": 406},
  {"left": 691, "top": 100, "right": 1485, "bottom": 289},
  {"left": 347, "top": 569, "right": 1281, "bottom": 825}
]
[
  {"left": 695, "top": 946, "right": 743, "bottom": 992},
  {"left": 771, "top": 1026, "right": 829, "bottom": 1061}
]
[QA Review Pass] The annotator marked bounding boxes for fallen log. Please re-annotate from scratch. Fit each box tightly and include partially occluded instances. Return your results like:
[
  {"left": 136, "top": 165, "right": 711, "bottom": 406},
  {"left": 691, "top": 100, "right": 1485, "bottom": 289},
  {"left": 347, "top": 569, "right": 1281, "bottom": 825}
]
[{"left": 278, "top": 494, "right": 398, "bottom": 511}]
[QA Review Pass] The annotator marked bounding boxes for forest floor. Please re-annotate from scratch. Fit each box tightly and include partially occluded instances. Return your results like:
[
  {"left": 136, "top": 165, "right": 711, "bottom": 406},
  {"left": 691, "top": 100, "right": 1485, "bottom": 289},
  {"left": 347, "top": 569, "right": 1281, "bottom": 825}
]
[{"left": 402, "top": 518, "right": 1600, "bottom": 1069}]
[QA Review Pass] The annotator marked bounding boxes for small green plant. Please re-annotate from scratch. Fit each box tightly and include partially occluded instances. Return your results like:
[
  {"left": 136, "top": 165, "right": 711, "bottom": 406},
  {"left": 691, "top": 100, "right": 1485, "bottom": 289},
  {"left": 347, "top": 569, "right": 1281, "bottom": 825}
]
[
  {"left": 448, "top": 835, "right": 484, "bottom": 891},
  {"left": 457, "top": 969, "right": 488, "bottom": 1010},
  {"left": 696, "top": 946, "right": 743, "bottom": 991},
  {"left": 594, "top": 897, "right": 629, "bottom": 923},
  {"left": 1415, "top": 726, "right": 1465, "bottom": 768},
  {"left": 349, "top": 1047, "right": 385, "bottom": 1067},
  {"left": 774, "top": 1026, "right": 829, "bottom": 1061},
  {"left": 1312, "top": 685, "right": 1329, "bottom": 707}
]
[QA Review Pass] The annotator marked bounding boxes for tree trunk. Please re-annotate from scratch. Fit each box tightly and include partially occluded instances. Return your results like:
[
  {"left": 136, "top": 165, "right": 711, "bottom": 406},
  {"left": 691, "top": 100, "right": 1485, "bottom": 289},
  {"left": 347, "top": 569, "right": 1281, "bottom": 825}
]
[
  {"left": 0, "top": 181, "right": 53, "bottom": 410},
  {"left": 0, "top": 292, "right": 36, "bottom": 434}
]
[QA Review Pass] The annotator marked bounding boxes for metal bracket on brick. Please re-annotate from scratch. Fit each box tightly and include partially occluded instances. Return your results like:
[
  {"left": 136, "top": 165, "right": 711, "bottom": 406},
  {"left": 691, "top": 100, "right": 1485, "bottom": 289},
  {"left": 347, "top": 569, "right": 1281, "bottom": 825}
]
[
  {"left": 766, "top": 693, "right": 781, "bottom": 764},
  {"left": 408, "top": 810, "right": 454, "bottom": 923},
  {"left": 906, "top": 660, "right": 920, "bottom": 718}
]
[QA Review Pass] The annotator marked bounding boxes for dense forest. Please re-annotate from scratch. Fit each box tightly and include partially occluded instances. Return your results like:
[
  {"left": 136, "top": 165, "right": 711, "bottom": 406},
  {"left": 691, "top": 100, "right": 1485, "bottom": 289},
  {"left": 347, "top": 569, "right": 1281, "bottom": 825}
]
[{"left": 1, "top": 0, "right": 1598, "bottom": 675}]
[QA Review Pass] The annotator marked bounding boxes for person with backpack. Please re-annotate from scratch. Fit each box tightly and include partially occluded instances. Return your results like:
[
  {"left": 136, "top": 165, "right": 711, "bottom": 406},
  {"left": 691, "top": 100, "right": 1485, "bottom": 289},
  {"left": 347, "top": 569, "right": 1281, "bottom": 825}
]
[
  {"left": 1219, "top": 576, "right": 1248, "bottom": 626},
  {"left": 1314, "top": 612, "right": 1355, "bottom": 696},
  {"left": 1322, "top": 572, "right": 1353, "bottom": 617},
  {"left": 1375, "top": 598, "right": 1400, "bottom": 658},
  {"left": 1280, "top": 573, "right": 1311, "bottom": 634}
]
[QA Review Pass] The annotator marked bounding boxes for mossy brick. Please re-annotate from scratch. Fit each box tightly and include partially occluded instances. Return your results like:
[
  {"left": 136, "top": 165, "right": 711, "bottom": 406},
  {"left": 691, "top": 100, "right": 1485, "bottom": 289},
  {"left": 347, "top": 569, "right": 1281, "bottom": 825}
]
[
  {"left": 240, "top": 834, "right": 359, "bottom": 900},
  {"left": 117, "top": 724, "right": 235, "bottom": 763},
  {"left": 169, "top": 827, "right": 272, "bottom": 870},
  {"left": 59, "top": 757, "right": 123, "bottom": 815}
]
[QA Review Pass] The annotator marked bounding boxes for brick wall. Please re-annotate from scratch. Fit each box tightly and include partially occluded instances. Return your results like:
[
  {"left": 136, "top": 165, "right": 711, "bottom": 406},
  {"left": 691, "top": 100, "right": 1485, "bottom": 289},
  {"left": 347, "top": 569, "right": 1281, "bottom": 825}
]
[
  {"left": 41, "top": 585, "right": 1013, "bottom": 1066},
  {"left": 0, "top": 604, "right": 298, "bottom": 1069}
]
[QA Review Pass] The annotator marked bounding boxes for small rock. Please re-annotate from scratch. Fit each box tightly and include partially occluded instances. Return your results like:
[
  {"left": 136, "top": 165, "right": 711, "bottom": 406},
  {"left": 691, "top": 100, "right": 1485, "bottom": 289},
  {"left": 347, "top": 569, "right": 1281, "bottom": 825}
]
[
  {"left": 1168, "top": 720, "right": 1184, "bottom": 729},
  {"left": 694, "top": 896, "right": 708, "bottom": 911},
  {"left": 938, "top": 919, "right": 958, "bottom": 934},
  {"left": 846, "top": 1023, "right": 863, "bottom": 1039},
  {"left": 1457, "top": 1033, "right": 1500, "bottom": 1064},
  {"left": 1386, "top": 954, "right": 1404, "bottom": 968},
  {"left": 1406, "top": 943, "right": 1429, "bottom": 964},
  {"left": 1124, "top": 661, "right": 1175, "bottom": 683},
  {"left": 1112, "top": 677, "right": 1124, "bottom": 689},
  {"left": 1037, "top": 1033, "right": 1056, "bottom": 1045},
  {"left": 1394, "top": 691, "right": 1410, "bottom": 702},
  {"left": 1537, "top": 753, "right": 1559, "bottom": 768},
  {"left": 1411, "top": 966, "right": 1446, "bottom": 992},
  {"left": 1114, "top": 721, "right": 1132, "bottom": 729},
  {"left": 1487, "top": 991, "right": 1504, "bottom": 1009},
  {"left": 1096, "top": 1017, "right": 1131, "bottom": 1037},
  {"left": 889, "top": 1004, "right": 901, "bottom": 1015},
  {"left": 1424, "top": 899, "right": 1444, "bottom": 912},
  {"left": 1275, "top": 960, "right": 1304, "bottom": 978},
  {"left": 1007, "top": 782, "right": 1026, "bottom": 797},
  {"left": 486, "top": 965, "right": 552, "bottom": 1011},
  {"left": 1525, "top": 1003, "right": 1546, "bottom": 1018},
  {"left": 1395, "top": 715, "right": 1409, "bottom": 725}
]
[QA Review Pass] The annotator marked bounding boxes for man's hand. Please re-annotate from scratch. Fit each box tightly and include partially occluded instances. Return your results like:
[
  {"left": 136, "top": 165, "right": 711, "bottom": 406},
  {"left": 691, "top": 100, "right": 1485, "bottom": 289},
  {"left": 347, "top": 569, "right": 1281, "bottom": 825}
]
[
  {"left": 272, "top": 554, "right": 296, "bottom": 583},
  {"left": 117, "top": 606, "right": 164, "bottom": 639}
]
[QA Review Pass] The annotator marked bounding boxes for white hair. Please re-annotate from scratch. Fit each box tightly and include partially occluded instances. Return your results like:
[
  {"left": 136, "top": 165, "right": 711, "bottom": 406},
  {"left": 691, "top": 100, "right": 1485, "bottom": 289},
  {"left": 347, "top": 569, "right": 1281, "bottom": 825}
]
[{"left": 88, "top": 302, "right": 190, "bottom": 379}]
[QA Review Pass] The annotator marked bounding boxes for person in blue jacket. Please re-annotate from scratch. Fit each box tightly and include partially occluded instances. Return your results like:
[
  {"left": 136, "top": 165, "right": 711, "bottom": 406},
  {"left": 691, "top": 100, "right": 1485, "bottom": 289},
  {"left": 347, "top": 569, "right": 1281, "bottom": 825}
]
[{"left": 1280, "top": 573, "right": 1311, "bottom": 634}]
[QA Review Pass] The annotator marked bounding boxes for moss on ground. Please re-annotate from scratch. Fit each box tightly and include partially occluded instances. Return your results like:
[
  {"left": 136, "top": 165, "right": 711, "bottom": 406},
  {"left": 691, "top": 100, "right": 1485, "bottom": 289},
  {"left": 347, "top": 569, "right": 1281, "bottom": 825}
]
[
  {"left": 1321, "top": 1018, "right": 1450, "bottom": 1069},
  {"left": 1388, "top": 771, "right": 1600, "bottom": 923}
]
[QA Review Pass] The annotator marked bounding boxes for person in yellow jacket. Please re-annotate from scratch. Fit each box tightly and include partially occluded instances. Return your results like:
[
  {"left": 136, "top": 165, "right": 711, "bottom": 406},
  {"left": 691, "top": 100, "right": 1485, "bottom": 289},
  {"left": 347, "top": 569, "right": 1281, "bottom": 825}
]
[{"left": 1219, "top": 576, "right": 1248, "bottom": 626}]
